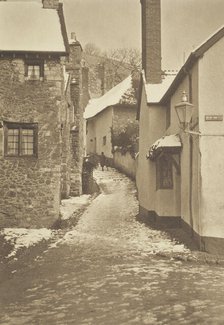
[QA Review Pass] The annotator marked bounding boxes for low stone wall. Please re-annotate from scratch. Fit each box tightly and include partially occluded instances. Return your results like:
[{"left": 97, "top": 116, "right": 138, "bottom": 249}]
[{"left": 113, "top": 151, "right": 136, "bottom": 180}]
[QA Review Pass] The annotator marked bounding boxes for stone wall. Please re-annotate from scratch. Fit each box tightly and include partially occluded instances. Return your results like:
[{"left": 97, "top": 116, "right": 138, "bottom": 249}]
[
  {"left": 67, "top": 39, "right": 89, "bottom": 196},
  {"left": 0, "top": 56, "right": 67, "bottom": 228}
]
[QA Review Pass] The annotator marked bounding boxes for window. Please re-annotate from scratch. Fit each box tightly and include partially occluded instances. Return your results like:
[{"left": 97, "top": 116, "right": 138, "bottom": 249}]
[
  {"left": 156, "top": 156, "right": 173, "bottom": 189},
  {"left": 25, "top": 60, "right": 44, "bottom": 81},
  {"left": 103, "top": 136, "right": 106, "bottom": 145},
  {"left": 4, "top": 123, "right": 38, "bottom": 157}
]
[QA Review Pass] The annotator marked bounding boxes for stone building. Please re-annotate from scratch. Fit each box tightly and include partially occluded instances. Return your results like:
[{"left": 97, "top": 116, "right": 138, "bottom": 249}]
[
  {"left": 0, "top": 0, "right": 87, "bottom": 228},
  {"left": 137, "top": 0, "right": 224, "bottom": 254},
  {"left": 66, "top": 34, "right": 90, "bottom": 196}
]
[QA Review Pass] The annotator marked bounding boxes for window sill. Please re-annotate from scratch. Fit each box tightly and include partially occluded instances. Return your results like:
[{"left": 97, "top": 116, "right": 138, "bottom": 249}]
[{"left": 4, "top": 155, "right": 38, "bottom": 159}]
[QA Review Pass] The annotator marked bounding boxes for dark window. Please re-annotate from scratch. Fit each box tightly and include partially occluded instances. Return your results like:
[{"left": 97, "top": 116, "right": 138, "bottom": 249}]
[
  {"left": 103, "top": 136, "right": 106, "bottom": 145},
  {"left": 4, "top": 123, "right": 38, "bottom": 157},
  {"left": 25, "top": 60, "right": 44, "bottom": 81},
  {"left": 156, "top": 156, "right": 173, "bottom": 189}
]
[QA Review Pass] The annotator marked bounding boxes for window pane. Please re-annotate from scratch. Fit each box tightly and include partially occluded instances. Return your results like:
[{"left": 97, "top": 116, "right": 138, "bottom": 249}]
[
  {"left": 28, "top": 65, "right": 40, "bottom": 79},
  {"left": 21, "top": 129, "right": 34, "bottom": 155},
  {"left": 156, "top": 157, "right": 173, "bottom": 189},
  {"left": 7, "top": 129, "right": 19, "bottom": 155}
]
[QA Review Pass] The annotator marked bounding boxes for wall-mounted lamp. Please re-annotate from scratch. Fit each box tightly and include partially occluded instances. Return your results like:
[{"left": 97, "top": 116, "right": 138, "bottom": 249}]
[
  {"left": 175, "top": 91, "right": 200, "bottom": 136},
  {"left": 175, "top": 91, "right": 194, "bottom": 130}
]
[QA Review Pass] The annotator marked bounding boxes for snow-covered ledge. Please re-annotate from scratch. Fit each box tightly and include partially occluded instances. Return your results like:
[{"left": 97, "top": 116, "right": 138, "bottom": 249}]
[{"left": 148, "top": 134, "right": 182, "bottom": 161}]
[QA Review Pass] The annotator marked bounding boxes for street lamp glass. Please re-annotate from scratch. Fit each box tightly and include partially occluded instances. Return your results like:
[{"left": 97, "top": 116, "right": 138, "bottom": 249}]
[{"left": 175, "top": 93, "right": 194, "bottom": 126}]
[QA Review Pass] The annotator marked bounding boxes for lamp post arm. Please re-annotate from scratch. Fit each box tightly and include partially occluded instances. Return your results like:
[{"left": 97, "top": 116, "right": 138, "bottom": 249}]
[
  {"left": 185, "top": 130, "right": 224, "bottom": 137},
  {"left": 185, "top": 130, "right": 201, "bottom": 136}
]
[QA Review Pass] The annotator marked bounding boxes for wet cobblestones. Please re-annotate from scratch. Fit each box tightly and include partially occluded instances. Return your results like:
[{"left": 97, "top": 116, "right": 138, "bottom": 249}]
[{"left": 0, "top": 169, "right": 224, "bottom": 324}]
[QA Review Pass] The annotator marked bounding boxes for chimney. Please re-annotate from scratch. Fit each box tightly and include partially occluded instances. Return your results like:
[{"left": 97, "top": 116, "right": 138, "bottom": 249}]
[
  {"left": 42, "top": 0, "right": 61, "bottom": 9},
  {"left": 141, "top": 0, "right": 162, "bottom": 84}
]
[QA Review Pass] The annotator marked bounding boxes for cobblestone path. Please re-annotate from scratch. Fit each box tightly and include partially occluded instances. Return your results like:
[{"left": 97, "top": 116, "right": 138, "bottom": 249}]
[{"left": 0, "top": 169, "right": 224, "bottom": 324}]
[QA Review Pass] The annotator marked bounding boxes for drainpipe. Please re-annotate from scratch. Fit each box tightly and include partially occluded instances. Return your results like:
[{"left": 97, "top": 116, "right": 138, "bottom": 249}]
[{"left": 189, "top": 134, "right": 194, "bottom": 237}]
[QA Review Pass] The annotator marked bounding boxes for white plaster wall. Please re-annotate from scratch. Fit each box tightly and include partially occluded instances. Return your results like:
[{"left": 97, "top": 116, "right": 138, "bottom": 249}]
[
  {"left": 96, "top": 107, "right": 113, "bottom": 158},
  {"left": 136, "top": 86, "right": 153, "bottom": 210},
  {"left": 199, "top": 37, "right": 224, "bottom": 238},
  {"left": 86, "top": 107, "right": 113, "bottom": 158},
  {"left": 113, "top": 151, "right": 136, "bottom": 179},
  {"left": 136, "top": 85, "right": 167, "bottom": 213},
  {"left": 86, "top": 119, "right": 96, "bottom": 154},
  {"left": 168, "top": 64, "right": 200, "bottom": 232}
]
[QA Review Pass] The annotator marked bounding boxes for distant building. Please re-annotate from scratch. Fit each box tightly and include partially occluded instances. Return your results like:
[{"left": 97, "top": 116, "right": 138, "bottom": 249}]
[
  {"left": 0, "top": 0, "right": 87, "bottom": 228},
  {"left": 137, "top": 0, "right": 224, "bottom": 254},
  {"left": 84, "top": 73, "right": 139, "bottom": 177},
  {"left": 83, "top": 53, "right": 134, "bottom": 98}
]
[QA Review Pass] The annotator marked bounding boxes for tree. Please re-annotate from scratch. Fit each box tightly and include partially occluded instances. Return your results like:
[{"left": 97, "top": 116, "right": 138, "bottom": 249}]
[
  {"left": 84, "top": 43, "right": 101, "bottom": 56},
  {"left": 83, "top": 43, "right": 141, "bottom": 97},
  {"left": 105, "top": 47, "right": 141, "bottom": 71}
]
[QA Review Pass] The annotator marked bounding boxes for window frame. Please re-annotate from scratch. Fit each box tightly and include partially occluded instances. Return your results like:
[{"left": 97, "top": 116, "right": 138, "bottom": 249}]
[
  {"left": 4, "top": 122, "right": 38, "bottom": 158},
  {"left": 156, "top": 155, "right": 173, "bottom": 190},
  {"left": 24, "top": 59, "right": 44, "bottom": 81}
]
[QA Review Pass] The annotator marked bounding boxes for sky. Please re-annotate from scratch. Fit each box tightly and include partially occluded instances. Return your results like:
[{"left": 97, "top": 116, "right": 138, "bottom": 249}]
[
  {"left": 6, "top": 0, "right": 224, "bottom": 70},
  {"left": 63, "top": 0, "right": 224, "bottom": 70}
]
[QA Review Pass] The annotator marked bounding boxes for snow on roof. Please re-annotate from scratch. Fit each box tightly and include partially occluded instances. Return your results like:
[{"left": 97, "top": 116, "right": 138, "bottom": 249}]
[
  {"left": 84, "top": 75, "right": 135, "bottom": 119},
  {"left": 143, "top": 72, "right": 176, "bottom": 104},
  {"left": 148, "top": 134, "right": 181, "bottom": 160},
  {"left": 0, "top": 1, "right": 66, "bottom": 53}
]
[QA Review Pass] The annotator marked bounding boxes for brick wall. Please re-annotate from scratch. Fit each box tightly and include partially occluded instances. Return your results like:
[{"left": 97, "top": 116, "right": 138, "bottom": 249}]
[
  {"left": 0, "top": 56, "right": 67, "bottom": 228},
  {"left": 141, "top": 0, "right": 161, "bottom": 84}
]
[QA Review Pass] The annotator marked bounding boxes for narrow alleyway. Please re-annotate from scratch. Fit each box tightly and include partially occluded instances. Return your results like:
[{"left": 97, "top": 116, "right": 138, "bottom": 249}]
[{"left": 0, "top": 168, "right": 224, "bottom": 325}]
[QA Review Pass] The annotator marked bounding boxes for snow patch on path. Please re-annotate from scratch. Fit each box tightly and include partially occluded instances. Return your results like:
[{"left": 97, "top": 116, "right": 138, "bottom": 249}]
[
  {"left": 1, "top": 228, "right": 52, "bottom": 258},
  {"left": 60, "top": 195, "right": 91, "bottom": 220}
]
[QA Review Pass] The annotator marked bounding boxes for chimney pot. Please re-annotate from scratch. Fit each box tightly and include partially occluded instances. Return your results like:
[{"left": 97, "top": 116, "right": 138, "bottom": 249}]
[
  {"left": 42, "top": 0, "right": 61, "bottom": 9},
  {"left": 71, "top": 32, "right": 77, "bottom": 41}
]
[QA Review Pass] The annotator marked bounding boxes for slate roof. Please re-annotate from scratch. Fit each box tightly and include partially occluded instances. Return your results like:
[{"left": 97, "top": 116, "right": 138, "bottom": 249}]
[{"left": 0, "top": 1, "right": 68, "bottom": 54}]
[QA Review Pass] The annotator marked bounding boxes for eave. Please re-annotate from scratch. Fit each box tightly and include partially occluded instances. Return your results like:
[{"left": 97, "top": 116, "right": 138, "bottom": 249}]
[
  {"left": 160, "top": 25, "right": 224, "bottom": 105},
  {"left": 0, "top": 50, "right": 68, "bottom": 58}
]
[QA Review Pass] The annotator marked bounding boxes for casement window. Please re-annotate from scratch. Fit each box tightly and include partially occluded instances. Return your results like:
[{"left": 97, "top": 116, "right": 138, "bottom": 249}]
[
  {"left": 4, "top": 122, "right": 38, "bottom": 157},
  {"left": 25, "top": 60, "right": 44, "bottom": 81},
  {"left": 156, "top": 155, "right": 173, "bottom": 189},
  {"left": 103, "top": 136, "right": 106, "bottom": 146}
]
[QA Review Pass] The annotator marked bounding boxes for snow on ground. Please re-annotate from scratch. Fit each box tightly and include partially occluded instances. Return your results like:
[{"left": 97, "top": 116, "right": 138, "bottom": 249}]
[
  {"left": 55, "top": 168, "right": 190, "bottom": 258},
  {"left": 1, "top": 228, "right": 52, "bottom": 258},
  {"left": 60, "top": 195, "right": 91, "bottom": 220}
]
